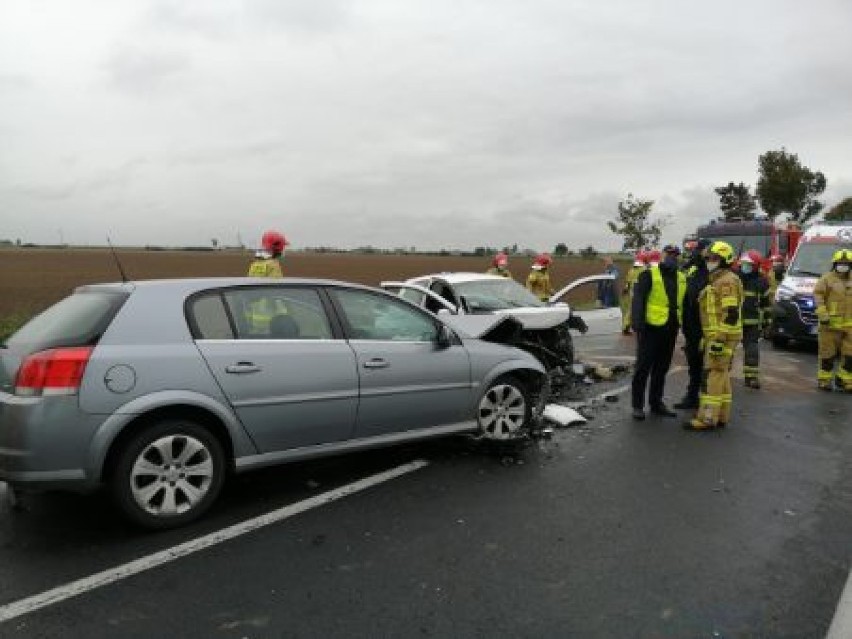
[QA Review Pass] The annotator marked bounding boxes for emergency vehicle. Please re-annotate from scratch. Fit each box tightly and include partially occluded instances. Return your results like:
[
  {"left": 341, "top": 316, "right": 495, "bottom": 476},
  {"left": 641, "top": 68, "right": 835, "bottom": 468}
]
[
  {"left": 770, "top": 221, "right": 852, "bottom": 345},
  {"left": 693, "top": 218, "right": 802, "bottom": 268}
]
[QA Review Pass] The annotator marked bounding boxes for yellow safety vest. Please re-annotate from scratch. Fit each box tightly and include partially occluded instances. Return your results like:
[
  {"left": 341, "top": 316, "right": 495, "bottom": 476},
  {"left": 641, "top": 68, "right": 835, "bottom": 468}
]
[{"left": 645, "top": 266, "right": 686, "bottom": 326}]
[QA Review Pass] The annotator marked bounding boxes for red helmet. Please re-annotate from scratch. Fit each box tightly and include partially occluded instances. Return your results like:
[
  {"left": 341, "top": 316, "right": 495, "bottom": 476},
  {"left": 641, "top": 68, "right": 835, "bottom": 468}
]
[
  {"left": 646, "top": 249, "right": 661, "bottom": 264},
  {"left": 634, "top": 250, "right": 646, "bottom": 265},
  {"left": 261, "top": 230, "right": 289, "bottom": 255},
  {"left": 533, "top": 253, "right": 552, "bottom": 267},
  {"left": 493, "top": 252, "right": 508, "bottom": 268}
]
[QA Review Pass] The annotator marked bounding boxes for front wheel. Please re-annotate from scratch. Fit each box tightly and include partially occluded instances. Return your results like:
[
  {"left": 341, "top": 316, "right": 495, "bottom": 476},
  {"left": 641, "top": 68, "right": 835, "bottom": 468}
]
[
  {"left": 477, "top": 376, "right": 531, "bottom": 441},
  {"left": 111, "top": 419, "right": 226, "bottom": 530}
]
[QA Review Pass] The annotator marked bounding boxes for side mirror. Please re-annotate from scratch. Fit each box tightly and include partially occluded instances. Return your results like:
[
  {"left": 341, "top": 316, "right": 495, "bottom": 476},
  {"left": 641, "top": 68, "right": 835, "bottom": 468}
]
[{"left": 436, "top": 324, "right": 455, "bottom": 348}]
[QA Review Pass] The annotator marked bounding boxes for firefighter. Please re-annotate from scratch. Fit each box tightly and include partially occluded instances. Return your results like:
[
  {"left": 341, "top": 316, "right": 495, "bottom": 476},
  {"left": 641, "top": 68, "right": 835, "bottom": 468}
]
[
  {"left": 630, "top": 244, "right": 686, "bottom": 420},
  {"left": 247, "top": 230, "right": 288, "bottom": 278},
  {"left": 621, "top": 250, "right": 646, "bottom": 335},
  {"left": 674, "top": 238, "right": 711, "bottom": 409},
  {"left": 684, "top": 241, "right": 744, "bottom": 431},
  {"left": 526, "top": 253, "right": 554, "bottom": 302},
  {"left": 487, "top": 252, "right": 513, "bottom": 278},
  {"left": 737, "top": 251, "right": 771, "bottom": 388},
  {"left": 814, "top": 249, "right": 852, "bottom": 391}
]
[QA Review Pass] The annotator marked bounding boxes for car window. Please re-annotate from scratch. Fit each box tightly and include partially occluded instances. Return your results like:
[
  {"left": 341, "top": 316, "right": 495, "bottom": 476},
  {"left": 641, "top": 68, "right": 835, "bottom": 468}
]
[
  {"left": 223, "top": 287, "right": 333, "bottom": 340},
  {"left": 453, "top": 279, "right": 544, "bottom": 311},
  {"left": 188, "top": 294, "right": 235, "bottom": 339},
  {"left": 333, "top": 289, "right": 438, "bottom": 342},
  {"left": 6, "top": 290, "right": 128, "bottom": 352},
  {"left": 399, "top": 287, "right": 425, "bottom": 306}
]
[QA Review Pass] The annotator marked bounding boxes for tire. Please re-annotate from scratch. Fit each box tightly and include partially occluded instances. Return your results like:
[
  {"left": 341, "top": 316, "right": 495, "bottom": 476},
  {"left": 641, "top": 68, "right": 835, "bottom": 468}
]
[
  {"left": 477, "top": 375, "right": 532, "bottom": 441},
  {"left": 111, "top": 419, "right": 226, "bottom": 530}
]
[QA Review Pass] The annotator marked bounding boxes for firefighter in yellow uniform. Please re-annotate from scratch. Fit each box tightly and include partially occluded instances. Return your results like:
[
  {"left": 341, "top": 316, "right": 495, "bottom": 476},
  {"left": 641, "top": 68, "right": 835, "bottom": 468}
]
[
  {"left": 814, "top": 249, "right": 852, "bottom": 391},
  {"left": 246, "top": 230, "right": 289, "bottom": 333},
  {"left": 247, "top": 230, "right": 288, "bottom": 278},
  {"left": 487, "top": 252, "right": 513, "bottom": 278},
  {"left": 621, "top": 250, "right": 646, "bottom": 335},
  {"left": 526, "top": 253, "right": 554, "bottom": 302},
  {"left": 685, "top": 241, "right": 744, "bottom": 431}
]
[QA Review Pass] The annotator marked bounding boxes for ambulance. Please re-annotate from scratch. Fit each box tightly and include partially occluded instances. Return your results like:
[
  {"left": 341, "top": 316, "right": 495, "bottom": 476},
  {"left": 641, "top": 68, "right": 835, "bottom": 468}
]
[{"left": 770, "top": 221, "right": 852, "bottom": 346}]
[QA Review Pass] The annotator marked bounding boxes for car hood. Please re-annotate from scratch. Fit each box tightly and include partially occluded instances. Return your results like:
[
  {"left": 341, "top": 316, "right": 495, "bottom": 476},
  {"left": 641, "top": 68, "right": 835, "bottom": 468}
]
[{"left": 442, "top": 307, "right": 570, "bottom": 339}]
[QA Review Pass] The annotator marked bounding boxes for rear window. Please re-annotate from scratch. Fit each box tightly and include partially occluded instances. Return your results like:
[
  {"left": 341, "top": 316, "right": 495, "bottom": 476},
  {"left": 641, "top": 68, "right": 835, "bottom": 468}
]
[{"left": 6, "top": 291, "right": 128, "bottom": 353}]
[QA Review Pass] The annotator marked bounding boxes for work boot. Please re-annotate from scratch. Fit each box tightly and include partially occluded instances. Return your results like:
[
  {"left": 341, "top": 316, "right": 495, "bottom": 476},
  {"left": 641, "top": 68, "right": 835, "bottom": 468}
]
[
  {"left": 673, "top": 396, "right": 699, "bottom": 410},
  {"left": 683, "top": 418, "right": 715, "bottom": 431},
  {"left": 650, "top": 403, "right": 677, "bottom": 417},
  {"left": 818, "top": 383, "right": 833, "bottom": 392},
  {"left": 632, "top": 408, "right": 646, "bottom": 421}
]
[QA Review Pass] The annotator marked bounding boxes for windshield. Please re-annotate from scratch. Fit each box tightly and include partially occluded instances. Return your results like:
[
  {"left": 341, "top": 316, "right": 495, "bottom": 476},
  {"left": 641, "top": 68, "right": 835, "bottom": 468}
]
[
  {"left": 703, "top": 234, "right": 772, "bottom": 255},
  {"left": 453, "top": 279, "right": 545, "bottom": 311},
  {"left": 788, "top": 242, "right": 850, "bottom": 278}
]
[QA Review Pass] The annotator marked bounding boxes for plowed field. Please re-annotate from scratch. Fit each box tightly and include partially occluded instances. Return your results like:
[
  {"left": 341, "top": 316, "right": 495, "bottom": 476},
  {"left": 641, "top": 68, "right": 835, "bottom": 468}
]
[{"left": 0, "top": 248, "right": 622, "bottom": 325}]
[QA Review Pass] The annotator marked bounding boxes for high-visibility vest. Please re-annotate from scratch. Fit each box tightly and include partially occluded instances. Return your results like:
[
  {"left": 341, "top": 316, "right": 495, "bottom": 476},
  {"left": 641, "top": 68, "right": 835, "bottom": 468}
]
[{"left": 645, "top": 266, "right": 686, "bottom": 326}]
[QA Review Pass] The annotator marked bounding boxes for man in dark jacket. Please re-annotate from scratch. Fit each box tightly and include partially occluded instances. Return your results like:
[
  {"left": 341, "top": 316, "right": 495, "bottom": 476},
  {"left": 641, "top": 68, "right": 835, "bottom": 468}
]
[
  {"left": 630, "top": 245, "right": 687, "bottom": 420},
  {"left": 674, "top": 238, "right": 711, "bottom": 409}
]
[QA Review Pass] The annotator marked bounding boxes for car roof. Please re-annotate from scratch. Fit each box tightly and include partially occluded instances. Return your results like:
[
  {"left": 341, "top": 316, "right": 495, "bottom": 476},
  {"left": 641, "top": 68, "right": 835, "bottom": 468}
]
[
  {"left": 409, "top": 272, "right": 510, "bottom": 285},
  {"left": 76, "top": 277, "right": 383, "bottom": 296}
]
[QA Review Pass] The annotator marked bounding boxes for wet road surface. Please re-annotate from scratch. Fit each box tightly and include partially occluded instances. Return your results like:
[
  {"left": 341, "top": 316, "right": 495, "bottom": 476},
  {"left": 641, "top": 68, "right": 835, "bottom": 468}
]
[{"left": 0, "top": 335, "right": 850, "bottom": 638}]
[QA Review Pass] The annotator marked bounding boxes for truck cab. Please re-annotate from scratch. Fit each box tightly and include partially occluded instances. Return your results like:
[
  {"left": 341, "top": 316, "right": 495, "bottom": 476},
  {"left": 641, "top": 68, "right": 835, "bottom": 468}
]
[{"left": 770, "top": 222, "right": 852, "bottom": 346}]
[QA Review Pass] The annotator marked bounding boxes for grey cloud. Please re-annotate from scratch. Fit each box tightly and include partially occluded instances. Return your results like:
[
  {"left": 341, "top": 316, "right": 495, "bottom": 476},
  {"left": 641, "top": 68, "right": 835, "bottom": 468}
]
[{"left": 103, "top": 46, "right": 190, "bottom": 94}]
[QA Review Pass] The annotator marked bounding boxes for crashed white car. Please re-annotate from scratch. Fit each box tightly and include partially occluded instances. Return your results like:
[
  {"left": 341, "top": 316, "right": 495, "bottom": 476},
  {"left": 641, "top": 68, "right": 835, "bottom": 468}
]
[{"left": 382, "top": 272, "right": 622, "bottom": 376}]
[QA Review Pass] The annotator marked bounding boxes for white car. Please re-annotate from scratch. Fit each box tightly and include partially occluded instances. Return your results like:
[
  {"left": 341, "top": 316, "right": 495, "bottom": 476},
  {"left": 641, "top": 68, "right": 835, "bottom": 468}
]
[{"left": 382, "top": 272, "right": 622, "bottom": 374}]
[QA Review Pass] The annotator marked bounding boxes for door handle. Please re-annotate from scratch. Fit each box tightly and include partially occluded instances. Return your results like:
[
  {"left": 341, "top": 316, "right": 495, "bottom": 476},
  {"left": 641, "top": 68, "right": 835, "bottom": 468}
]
[
  {"left": 225, "top": 362, "right": 262, "bottom": 374},
  {"left": 363, "top": 358, "right": 389, "bottom": 369}
]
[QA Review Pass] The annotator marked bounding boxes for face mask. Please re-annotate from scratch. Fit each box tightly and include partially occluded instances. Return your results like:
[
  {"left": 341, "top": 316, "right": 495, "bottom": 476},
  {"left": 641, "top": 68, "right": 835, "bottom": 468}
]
[
  {"left": 740, "top": 263, "right": 753, "bottom": 275},
  {"left": 707, "top": 261, "right": 719, "bottom": 273},
  {"left": 837, "top": 264, "right": 850, "bottom": 274}
]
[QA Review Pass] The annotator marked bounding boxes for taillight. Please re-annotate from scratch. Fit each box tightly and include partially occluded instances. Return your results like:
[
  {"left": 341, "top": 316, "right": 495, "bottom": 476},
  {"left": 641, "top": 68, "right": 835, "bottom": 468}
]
[{"left": 14, "top": 347, "right": 94, "bottom": 397}]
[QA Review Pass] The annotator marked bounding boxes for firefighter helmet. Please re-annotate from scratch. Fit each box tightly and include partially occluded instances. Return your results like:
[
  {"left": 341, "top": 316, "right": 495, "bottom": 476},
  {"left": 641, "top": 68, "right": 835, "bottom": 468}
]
[
  {"left": 708, "top": 241, "right": 735, "bottom": 265},
  {"left": 832, "top": 248, "right": 852, "bottom": 264},
  {"left": 746, "top": 249, "right": 763, "bottom": 264},
  {"left": 533, "top": 253, "right": 552, "bottom": 267},
  {"left": 493, "top": 252, "right": 508, "bottom": 268},
  {"left": 739, "top": 252, "right": 755, "bottom": 264},
  {"left": 646, "top": 249, "right": 661, "bottom": 264},
  {"left": 261, "top": 230, "right": 288, "bottom": 256}
]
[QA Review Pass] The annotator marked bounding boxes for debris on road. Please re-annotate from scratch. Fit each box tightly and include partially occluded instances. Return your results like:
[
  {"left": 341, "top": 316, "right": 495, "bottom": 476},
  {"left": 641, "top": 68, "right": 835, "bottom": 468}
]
[{"left": 543, "top": 404, "right": 588, "bottom": 427}]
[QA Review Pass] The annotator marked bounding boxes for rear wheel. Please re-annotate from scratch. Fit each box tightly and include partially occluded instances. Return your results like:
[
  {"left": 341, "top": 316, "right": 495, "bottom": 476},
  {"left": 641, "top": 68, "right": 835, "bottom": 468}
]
[
  {"left": 477, "top": 376, "right": 531, "bottom": 441},
  {"left": 111, "top": 419, "right": 225, "bottom": 529}
]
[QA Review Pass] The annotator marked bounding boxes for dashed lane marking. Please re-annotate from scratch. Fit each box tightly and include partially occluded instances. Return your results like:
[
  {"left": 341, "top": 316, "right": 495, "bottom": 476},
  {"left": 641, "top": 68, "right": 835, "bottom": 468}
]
[{"left": 0, "top": 459, "right": 430, "bottom": 625}]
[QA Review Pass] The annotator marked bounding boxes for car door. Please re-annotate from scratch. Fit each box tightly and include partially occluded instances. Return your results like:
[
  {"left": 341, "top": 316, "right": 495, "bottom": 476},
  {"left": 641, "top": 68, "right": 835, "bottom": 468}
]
[
  {"left": 328, "top": 287, "right": 473, "bottom": 438},
  {"left": 190, "top": 286, "right": 359, "bottom": 453},
  {"left": 549, "top": 275, "right": 623, "bottom": 336}
]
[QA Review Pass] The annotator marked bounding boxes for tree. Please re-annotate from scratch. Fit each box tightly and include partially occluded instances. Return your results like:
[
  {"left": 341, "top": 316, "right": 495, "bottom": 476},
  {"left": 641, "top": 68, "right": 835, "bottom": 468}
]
[
  {"left": 714, "top": 182, "right": 757, "bottom": 221},
  {"left": 579, "top": 245, "right": 599, "bottom": 259},
  {"left": 607, "top": 193, "right": 664, "bottom": 251},
  {"left": 756, "top": 148, "right": 826, "bottom": 223},
  {"left": 824, "top": 197, "right": 852, "bottom": 221},
  {"left": 553, "top": 242, "right": 569, "bottom": 257}
]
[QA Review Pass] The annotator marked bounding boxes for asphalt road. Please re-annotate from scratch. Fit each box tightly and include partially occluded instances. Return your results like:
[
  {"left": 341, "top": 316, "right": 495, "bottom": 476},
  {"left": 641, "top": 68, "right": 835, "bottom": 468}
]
[{"left": 0, "top": 335, "right": 850, "bottom": 639}]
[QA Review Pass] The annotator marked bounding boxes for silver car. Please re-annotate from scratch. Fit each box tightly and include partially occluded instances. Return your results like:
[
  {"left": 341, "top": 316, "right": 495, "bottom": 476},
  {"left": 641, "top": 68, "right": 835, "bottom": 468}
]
[{"left": 0, "top": 278, "right": 546, "bottom": 529}]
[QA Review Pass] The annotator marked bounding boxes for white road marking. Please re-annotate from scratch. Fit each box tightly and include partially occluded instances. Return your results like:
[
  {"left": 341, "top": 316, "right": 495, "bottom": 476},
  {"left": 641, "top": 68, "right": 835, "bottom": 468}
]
[
  {"left": 827, "top": 566, "right": 852, "bottom": 639},
  {"left": 0, "top": 459, "right": 430, "bottom": 625},
  {"left": 590, "top": 365, "right": 686, "bottom": 403}
]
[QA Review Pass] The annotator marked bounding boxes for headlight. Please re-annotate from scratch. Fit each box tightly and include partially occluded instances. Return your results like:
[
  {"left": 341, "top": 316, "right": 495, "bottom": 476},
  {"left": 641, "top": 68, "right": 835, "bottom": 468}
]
[{"left": 775, "top": 285, "right": 794, "bottom": 302}]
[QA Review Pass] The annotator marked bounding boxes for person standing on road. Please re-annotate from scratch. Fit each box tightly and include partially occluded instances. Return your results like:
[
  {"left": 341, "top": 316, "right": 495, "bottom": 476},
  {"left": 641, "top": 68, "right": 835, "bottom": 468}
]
[
  {"left": 526, "top": 253, "right": 554, "bottom": 302},
  {"left": 621, "top": 251, "right": 646, "bottom": 335},
  {"left": 630, "top": 244, "right": 686, "bottom": 420},
  {"left": 685, "top": 241, "right": 744, "bottom": 431},
  {"left": 597, "top": 255, "right": 620, "bottom": 309},
  {"left": 738, "top": 251, "right": 771, "bottom": 389},
  {"left": 487, "top": 252, "right": 513, "bottom": 278},
  {"left": 814, "top": 249, "right": 852, "bottom": 391},
  {"left": 247, "top": 230, "right": 288, "bottom": 278},
  {"left": 674, "top": 238, "right": 711, "bottom": 409}
]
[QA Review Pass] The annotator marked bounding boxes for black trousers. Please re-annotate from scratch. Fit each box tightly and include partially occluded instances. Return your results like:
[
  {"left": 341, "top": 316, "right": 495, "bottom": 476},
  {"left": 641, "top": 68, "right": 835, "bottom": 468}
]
[
  {"left": 632, "top": 326, "right": 678, "bottom": 410},
  {"left": 682, "top": 333, "right": 703, "bottom": 401}
]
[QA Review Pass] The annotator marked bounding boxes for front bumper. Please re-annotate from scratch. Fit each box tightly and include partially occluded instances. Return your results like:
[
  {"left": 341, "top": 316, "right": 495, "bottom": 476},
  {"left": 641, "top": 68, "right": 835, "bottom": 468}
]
[{"left": 771, "top": 300, "right": 819, "bottom": 342}]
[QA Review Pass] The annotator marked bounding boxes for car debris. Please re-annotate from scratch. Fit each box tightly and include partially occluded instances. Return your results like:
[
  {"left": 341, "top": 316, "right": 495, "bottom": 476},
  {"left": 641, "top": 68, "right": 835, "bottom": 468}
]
[{"left": 542, "top": 404, "right": 588, "bottom": 427}]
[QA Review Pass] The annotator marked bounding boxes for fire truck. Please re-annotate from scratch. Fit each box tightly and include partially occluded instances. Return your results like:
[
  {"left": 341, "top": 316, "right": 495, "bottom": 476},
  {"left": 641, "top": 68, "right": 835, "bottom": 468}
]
[{"left": 691, "top": 218, "right": 803, "bottom": 267}]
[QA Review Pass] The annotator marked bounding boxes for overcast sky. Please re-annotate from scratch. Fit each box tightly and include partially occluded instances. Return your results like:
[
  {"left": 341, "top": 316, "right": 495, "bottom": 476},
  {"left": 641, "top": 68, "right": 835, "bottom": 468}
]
[{"left": 1, "top": 0, "right": 851, "bottom": 251}]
